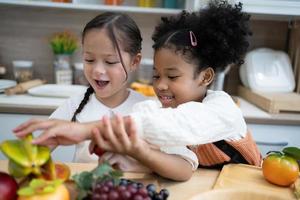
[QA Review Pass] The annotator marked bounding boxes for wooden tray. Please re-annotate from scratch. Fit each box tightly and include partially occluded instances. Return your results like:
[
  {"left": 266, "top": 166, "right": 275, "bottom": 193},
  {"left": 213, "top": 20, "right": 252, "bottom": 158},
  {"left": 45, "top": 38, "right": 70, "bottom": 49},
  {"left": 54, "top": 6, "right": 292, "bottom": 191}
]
[
  {"left": 238, "top": 85, "right": 300, "bottom": 114},
  {"left": 189, "top": 188, "right": 289, "bottom": 200},
  {"left": 213, "top": 164, "right": 298, "bottom": 199}
]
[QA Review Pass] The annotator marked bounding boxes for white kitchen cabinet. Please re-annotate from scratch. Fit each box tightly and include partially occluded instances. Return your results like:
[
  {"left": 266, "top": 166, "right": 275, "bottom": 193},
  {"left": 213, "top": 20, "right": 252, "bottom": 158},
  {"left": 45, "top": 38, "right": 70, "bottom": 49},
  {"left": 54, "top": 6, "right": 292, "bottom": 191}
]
[
  {"left": 239, "top": 98, "right": 300, "bottom": 157},
  {"left": 0, "top": 113, "right": 75, "bottom": 162},
  {"left": 248, "top": 123, "right": 300, "bottom": 157}
]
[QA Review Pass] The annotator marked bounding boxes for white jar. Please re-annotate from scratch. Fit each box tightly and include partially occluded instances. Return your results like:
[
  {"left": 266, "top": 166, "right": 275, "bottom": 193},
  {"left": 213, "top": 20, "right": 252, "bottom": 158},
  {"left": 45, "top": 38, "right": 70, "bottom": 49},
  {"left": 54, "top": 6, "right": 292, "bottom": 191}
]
[{"left": 12, "top": 60, "right": 33, "bottom": 83}]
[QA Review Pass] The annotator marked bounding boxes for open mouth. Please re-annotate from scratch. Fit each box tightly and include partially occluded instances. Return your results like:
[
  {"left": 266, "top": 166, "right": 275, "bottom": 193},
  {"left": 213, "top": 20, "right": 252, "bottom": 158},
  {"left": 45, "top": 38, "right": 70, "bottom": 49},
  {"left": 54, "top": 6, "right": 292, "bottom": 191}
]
[
  {"left": 159, "top": 95, "right": 174, "bottom": 106},
  {"left": 95, "top": 80, "right": 110, "bottom": 88}
]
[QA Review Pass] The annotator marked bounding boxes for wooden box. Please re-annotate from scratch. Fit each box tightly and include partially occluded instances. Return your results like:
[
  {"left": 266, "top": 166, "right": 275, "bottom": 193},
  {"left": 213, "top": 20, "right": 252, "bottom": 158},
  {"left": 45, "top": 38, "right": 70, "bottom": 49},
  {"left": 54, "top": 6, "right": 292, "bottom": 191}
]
[{"left": 238, "top": 85, "right": 300, "bottom": 114}]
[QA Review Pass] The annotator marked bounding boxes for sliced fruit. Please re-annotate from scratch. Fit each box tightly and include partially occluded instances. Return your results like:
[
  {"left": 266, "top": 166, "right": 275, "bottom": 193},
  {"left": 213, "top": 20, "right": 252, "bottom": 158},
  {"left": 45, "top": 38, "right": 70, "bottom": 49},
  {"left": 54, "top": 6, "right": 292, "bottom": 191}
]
[
  {"left": 41, "top": 161, "right": 71, "bottom": 182},
  {"left": 0, "top": 134, "right": 51, "bottom": 179},
  {"left": 54, "top": 163, "right": 71, "bottom": 181},
  {"left": 17, "top": 179, "right": 69, "bottom": 200}
]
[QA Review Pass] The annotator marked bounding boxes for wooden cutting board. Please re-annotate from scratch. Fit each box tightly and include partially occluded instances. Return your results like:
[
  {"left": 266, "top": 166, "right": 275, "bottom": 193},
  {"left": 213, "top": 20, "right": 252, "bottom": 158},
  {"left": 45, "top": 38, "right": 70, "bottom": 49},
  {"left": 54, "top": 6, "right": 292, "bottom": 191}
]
[
  {"left": 238, "top": 85, "right": 300, "bottom": 114},
  {"left": 214, "top": 164, "right": 298, "bottom": 199}
]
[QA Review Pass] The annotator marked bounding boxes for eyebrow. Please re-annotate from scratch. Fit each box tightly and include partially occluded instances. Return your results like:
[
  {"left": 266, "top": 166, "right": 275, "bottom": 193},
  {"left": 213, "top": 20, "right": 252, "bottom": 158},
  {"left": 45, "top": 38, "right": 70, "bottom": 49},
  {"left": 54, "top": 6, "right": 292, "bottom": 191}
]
[
  {"left": 153, "top": 66, "right": 178, "bottom": 71},
  {"left": 84, "top": 52, "right": 117, "bottom": 57}
]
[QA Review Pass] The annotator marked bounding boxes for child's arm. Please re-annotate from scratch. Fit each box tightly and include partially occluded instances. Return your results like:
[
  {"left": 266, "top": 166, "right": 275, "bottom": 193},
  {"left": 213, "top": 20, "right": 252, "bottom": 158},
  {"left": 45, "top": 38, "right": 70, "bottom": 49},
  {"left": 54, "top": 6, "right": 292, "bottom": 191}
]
[
  {"left": 92, "top": 114, "right": 194, "bottom": 181},
  {"left": 130, "top": 92, "right": 247, "bottom": 146},
  {"left": 13, "top": 118, "right": 96, "bottom": 146}
]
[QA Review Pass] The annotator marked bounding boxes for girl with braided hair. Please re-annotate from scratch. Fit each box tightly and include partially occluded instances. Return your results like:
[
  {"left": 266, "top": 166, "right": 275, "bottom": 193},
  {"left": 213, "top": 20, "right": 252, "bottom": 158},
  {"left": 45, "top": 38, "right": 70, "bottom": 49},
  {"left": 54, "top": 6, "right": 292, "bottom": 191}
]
[
  {"left": 15, "top": 0, "right": 261, "bottom": 180},
  {"left": 25, "top": 12, "right": 147, "bottom": 163}
]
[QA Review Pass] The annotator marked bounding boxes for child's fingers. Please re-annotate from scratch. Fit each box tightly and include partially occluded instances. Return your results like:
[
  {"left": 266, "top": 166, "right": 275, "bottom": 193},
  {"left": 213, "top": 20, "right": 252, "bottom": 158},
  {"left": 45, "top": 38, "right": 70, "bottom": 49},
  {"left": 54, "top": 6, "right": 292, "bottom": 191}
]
[
  {"left": 92, "top": 127, "right": 112, "bottom": 151},
  {"left": 14, "top": 120, "right": 55, "bottom": 138},
  {"left": 89, "top": 140, "right": 96, "bottom": 154},
  {"left": 114, "top": 114, "right": 131, "bottom": 148},
  {"left": 102, "top": 116, "right": 120, "bottom": 150},
  {"left": 31, "top": 129, "right": 58, "bottom": 145},
  {"left": 127, "top": 117, "right": 138, "bottom": 143},
  {"left": 13, "top": 118, "right": 43, "bottom": 132}
]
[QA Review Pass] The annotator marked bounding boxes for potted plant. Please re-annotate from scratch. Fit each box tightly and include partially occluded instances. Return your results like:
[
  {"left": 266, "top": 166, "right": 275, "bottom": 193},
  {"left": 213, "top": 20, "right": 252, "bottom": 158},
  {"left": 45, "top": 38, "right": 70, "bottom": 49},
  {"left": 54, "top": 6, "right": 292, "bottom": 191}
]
[{"left": 50, "top": 31, "right": 78, "bottom": 85}]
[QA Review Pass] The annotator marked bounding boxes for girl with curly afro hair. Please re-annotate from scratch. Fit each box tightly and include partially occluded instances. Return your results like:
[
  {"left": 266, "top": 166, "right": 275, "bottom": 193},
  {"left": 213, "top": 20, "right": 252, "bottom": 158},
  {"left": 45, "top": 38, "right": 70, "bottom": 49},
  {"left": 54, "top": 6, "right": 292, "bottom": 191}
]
[{"left": 14, "top": 0, "right": 262, "bottom": 181}]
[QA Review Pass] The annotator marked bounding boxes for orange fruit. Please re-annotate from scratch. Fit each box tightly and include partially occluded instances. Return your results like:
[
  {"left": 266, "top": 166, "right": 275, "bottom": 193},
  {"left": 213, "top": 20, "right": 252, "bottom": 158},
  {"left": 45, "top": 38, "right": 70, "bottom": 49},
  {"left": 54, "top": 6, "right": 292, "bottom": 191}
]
[{"left": 262, "top": 153, "right": 299, "bottom": 187}]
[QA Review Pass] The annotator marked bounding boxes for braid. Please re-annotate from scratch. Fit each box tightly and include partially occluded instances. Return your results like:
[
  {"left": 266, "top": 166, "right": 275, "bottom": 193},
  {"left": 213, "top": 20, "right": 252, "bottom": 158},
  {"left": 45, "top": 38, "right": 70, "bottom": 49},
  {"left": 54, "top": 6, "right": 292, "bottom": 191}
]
[{"left": 71, "top": 86, "right": 94, "bottom": 122}]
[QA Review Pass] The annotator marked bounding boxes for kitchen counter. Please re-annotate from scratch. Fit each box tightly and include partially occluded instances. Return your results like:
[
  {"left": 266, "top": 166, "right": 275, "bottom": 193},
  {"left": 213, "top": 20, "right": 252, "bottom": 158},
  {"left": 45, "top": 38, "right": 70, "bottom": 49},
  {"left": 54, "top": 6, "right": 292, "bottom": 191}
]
[
  {"left": 0, "top": 93, "right": 300, "bottom": 125},
  {"left": 0, "top": 94, "right": 65, "bottom": 115},
  {"left": 238, "top": 98, "right": 300, "bottom": 126},
  {"left": 0, "top": 160, "right": 219, "bottom": 200}
]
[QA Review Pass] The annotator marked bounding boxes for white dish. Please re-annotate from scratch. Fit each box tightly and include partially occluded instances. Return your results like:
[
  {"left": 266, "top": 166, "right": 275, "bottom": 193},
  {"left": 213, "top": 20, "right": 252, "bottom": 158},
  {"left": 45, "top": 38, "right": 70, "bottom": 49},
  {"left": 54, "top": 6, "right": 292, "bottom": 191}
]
[
  {"left": 239, "top": 48, "right": 295, "bottom": 92},
  {"left": 0, "top": 79, "right": 17, "bottom": 93},
  {"left": 28, "top": 84, "right": 88, "bottom": 98}
]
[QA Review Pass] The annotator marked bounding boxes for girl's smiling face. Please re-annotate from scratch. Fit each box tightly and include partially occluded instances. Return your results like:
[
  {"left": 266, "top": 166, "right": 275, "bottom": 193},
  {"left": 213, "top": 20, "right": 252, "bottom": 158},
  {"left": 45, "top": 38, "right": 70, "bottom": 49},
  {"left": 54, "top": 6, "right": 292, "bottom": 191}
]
[
  {"left": 83, "top": 29, "right": 140, "bottom": 107},
  {"left": 153, "top": 48, "right": 209, "bottom": 108}
]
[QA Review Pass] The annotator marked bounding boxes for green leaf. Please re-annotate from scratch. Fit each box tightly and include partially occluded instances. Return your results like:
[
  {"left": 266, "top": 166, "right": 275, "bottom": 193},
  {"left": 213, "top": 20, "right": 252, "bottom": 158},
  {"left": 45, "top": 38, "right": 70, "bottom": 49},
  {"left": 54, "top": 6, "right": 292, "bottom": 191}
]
[
  {"left": 283, "top": 147, "right": 300, "bottom": 160},
  {"left": 73, "top": 171, "right": 93, "bottom": 190},
  {"left": 72, "top": 163, "right": 123, "bottom": 200},
  {"left": 92, "top": 162, "right": 113, "bottom": 178}
]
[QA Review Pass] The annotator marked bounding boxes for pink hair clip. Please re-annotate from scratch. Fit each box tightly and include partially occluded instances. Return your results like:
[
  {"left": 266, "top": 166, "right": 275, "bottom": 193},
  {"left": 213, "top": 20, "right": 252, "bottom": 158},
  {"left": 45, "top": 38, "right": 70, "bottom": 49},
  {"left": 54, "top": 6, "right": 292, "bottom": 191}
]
[{"left": 189, "top": 31, "right": 197, "bottom": 47}]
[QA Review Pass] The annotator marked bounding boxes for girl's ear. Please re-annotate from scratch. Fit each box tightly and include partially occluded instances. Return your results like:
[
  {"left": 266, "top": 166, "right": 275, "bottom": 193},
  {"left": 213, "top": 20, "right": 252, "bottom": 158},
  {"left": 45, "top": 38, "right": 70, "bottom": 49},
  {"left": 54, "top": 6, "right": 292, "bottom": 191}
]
[
  {"left": 130, "top": 53, "right": 142, "bottom": 71},
  {"left": 198, "top": 67, "right": 215, "bottom": 86}
]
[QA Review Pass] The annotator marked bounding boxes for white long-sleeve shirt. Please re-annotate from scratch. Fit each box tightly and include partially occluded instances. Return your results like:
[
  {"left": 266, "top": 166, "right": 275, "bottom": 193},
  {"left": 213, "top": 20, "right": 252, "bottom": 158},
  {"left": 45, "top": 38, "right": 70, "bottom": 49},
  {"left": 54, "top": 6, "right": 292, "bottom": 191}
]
[
  {"left": 49, "top": 89, "right": 198, "bottom": 170},
  {"left": 130, "top": 90, "right": 247, "bottom": 147}
]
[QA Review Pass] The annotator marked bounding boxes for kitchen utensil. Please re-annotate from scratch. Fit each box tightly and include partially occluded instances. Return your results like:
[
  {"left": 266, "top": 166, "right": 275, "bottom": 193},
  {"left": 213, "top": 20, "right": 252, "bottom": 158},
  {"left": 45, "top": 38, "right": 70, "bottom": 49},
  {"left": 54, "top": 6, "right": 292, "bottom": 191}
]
[
  {"left": 28, "top": 84, "right": 87, "bottom": 98},
  {"left": 240, "top": 48, "right": 295, "bottom": 92},
  {"left": 5, "top": 79, "right": 45, "bottom": 95}
]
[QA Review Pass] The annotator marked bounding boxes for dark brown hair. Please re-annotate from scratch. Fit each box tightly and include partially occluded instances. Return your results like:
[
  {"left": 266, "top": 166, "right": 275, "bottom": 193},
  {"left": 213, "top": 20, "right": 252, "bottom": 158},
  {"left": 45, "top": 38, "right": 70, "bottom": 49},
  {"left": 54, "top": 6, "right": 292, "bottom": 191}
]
[{"left": 71, "top": 12, "right": 142, "bottom": 122}]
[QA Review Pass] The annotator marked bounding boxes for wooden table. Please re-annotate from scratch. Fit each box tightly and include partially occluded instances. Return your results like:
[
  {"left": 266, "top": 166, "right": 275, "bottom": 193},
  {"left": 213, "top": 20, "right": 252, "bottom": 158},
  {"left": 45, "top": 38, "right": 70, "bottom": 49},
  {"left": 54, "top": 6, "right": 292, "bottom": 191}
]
[{"left": 0, "top": 160, "right": 219, "bottom": 200}]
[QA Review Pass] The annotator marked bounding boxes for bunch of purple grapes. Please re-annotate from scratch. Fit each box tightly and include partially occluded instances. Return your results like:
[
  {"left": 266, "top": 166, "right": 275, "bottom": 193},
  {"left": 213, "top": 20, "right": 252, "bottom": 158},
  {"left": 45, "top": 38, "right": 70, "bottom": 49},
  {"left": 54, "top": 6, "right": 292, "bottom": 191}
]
[{"left": 91, "top": 178, "right": 169, "bottom": 200}]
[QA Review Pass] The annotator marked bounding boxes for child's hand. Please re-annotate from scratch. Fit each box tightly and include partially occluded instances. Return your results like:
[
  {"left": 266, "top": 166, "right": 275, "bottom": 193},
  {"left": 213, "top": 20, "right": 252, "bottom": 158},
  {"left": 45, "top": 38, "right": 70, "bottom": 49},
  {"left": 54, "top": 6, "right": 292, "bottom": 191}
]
[
  {"left": 91, "top": 114, "right": 150, "bottom": 158},
  {"left": 13, "top": 119, "right": 91, "bottom": 146},
  {"left": 99, "top": 152, "right": 151, "bottom": 172}
]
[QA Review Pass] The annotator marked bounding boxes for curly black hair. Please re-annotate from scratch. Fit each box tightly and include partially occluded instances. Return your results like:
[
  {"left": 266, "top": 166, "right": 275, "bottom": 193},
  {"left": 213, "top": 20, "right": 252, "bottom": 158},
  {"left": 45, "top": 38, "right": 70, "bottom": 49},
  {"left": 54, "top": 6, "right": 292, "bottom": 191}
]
[{"left": 152, "top": 0, "right": 251, "bottom": 72}]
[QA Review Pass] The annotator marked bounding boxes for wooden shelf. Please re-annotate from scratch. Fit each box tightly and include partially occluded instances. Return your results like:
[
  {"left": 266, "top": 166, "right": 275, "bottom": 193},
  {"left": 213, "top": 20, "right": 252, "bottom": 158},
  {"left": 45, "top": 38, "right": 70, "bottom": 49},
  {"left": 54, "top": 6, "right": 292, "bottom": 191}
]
[{"left": 0, "top": 0, "right": 182, "bottom": 15}]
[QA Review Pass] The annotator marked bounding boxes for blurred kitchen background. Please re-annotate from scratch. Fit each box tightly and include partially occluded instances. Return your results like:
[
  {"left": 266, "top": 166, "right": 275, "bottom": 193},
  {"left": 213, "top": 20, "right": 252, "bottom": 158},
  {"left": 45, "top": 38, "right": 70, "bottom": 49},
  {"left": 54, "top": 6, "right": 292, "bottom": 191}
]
[{"left": 0, "top": 0, "right": 300, "bottom": 162}]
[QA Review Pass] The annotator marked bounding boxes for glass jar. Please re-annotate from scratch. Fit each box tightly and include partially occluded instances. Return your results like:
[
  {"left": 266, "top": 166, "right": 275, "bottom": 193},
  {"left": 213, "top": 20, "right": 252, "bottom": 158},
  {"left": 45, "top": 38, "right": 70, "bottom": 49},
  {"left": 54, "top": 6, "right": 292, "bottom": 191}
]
[
  {"left": 137, "top": 58, "right": 153, "bottom": 84},
  {"left": 74, "top": 62, "right": 89, "bottom": 85},
  {"left": 105, "top": 0, "right": 123, "bottom": 5},
  {"left": 12, "top": 60, "right": 33, "bottom": 83},
  {"left": 54, "top": 54, "right": 73, "bottom": 85},
  {"left": 138, "top": 0, "right": 156, "bottom": 7}
]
